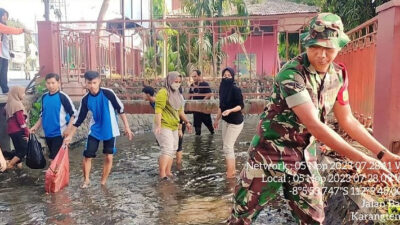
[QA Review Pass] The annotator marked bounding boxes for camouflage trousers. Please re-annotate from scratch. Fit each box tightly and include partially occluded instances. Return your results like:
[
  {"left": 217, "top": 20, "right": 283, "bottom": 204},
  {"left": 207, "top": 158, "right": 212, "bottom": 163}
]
[{"left": 227, "top": 164, "right": 324, "bottom": 225}]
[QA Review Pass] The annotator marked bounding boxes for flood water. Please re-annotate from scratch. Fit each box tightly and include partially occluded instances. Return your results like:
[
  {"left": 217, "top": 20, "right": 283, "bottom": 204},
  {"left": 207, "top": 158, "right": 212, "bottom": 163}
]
[{"left": 0, "top": 118, "right": 296, "bottom": 225}]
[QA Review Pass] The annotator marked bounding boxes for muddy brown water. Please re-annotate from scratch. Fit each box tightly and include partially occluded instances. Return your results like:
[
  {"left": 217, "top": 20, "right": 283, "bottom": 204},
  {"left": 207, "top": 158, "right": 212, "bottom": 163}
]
[{"left": 0, "top": 120, "right": 296, "bottom": 225}]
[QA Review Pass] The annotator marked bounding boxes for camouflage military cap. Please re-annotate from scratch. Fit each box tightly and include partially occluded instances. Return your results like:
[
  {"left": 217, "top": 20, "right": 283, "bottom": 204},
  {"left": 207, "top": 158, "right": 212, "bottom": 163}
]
[{"left": 300, "top": 13, "right": 350, "bottom": 49}]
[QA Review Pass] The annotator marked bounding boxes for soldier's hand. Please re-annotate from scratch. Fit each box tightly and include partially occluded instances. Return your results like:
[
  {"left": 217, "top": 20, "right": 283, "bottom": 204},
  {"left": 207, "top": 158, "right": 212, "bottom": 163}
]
[
  {"left": 381, "top": 151, "right": 400, "bottom": 173},
  {"left": 362, "top": 156, "right": 398, "bottom": 186}
]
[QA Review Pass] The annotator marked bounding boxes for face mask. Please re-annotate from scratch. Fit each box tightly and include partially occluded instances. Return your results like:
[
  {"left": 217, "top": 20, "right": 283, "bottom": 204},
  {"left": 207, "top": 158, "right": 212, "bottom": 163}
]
[
  {"left": 171, "top": 82, "right": 181, "bottom": 91},
  {"left": 221, "top": 78, "right": 234, "bottom": 85}
]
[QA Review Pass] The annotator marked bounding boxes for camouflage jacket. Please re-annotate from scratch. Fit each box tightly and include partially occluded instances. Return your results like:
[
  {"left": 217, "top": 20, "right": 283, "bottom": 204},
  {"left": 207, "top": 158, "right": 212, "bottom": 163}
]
[{"left": 249, "top": 52, "right": 349, "bottom": 175}]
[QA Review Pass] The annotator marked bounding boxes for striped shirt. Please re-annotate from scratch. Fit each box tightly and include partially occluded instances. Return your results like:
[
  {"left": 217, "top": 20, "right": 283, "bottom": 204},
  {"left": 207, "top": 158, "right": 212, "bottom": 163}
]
[
  {"left": 40, "top": 91, "right": 76, "bottom": 137},
  {"left": 74, "top": 88, "right": 124, "bottom": 140}
]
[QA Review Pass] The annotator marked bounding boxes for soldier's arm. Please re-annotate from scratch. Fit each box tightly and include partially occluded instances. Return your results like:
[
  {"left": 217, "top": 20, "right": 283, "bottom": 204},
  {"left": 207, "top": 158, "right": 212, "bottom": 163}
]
[
  {"left": 333, "top": 102, "right": 384, "bottom": 156},
  {"left": 293, "top": 102, "right": 367, "bottom": 163},
  {"left": 295, "top": 102, "right": 397, "bottom": 179},
  {"left": 333, "top": 102, "right": 400, "bottom": 172}
]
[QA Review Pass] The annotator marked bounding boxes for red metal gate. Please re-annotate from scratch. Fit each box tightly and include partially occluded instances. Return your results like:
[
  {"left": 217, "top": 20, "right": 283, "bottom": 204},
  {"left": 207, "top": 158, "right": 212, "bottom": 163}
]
[{"left": 335, "top": 17, "right": 378, "bottom": 118}]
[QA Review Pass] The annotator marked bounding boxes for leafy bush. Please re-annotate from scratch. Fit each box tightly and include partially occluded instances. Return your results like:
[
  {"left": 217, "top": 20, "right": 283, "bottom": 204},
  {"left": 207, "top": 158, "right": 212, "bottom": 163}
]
[{"left": 29, "top": 81, "right": 47, "bottom": 127}]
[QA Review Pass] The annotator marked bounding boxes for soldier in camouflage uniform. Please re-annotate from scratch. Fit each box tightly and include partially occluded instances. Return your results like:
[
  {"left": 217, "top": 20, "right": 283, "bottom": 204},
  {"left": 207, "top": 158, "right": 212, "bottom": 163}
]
[{"left": 228, "top": 13, "right": 400, "bottom": 225}]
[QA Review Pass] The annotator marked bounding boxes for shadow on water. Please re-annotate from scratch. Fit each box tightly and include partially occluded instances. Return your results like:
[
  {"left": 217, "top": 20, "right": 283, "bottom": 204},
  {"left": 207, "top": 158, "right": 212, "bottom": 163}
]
[{"left": 0, "top": 118, "right": 296, "bottom": 225}]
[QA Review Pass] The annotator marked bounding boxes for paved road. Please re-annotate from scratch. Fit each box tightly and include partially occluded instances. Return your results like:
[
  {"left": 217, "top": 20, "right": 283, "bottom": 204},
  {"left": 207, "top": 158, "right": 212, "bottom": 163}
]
[
  {"left": 8, "top": 79, "right": 31, "bottom": 88},
  {"left": 1, "top": 78, "right": 33, "bottom": 102}
]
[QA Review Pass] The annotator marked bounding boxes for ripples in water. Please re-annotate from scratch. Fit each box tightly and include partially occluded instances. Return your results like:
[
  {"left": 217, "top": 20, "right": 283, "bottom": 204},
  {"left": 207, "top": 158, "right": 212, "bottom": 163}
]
[{"left": 0, "top": 121, "right": 296, "bottom": 225}]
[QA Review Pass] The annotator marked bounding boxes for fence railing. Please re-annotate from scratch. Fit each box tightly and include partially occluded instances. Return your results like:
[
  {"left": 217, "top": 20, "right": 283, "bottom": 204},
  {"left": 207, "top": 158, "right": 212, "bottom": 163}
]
[
  {"left": 335, "top": 17, "right": 378, "bottom": 119},
  {"left": 103, "top": 76, "right": 274, "bottom": 100}
]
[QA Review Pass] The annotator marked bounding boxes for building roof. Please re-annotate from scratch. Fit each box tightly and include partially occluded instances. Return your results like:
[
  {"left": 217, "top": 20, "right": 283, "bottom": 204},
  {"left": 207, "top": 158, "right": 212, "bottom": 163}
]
[
  {"left": 245, "top": 0, "right": 319, "bottom": 16},
  {"left": 166, "top": 0, "right": 319, "bottom": 32}
]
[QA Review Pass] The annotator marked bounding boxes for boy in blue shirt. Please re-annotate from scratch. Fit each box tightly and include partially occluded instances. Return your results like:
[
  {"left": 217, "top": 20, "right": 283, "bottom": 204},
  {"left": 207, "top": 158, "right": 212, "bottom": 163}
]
[
  {"left": 64, "top": 71, "right": 134, "bottom": 188},
  {"left": 30, "top": 73, "right": 76, "bottom": 160}
]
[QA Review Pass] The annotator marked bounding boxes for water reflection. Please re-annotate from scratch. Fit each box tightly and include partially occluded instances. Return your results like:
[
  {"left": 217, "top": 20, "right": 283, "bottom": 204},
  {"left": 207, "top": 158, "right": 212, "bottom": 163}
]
[
  {"left": 0, "top": 118, "right": 296, "bottom": 224},
  {"left": 45, "top": 190, "right": 75, "bottom": 225}
]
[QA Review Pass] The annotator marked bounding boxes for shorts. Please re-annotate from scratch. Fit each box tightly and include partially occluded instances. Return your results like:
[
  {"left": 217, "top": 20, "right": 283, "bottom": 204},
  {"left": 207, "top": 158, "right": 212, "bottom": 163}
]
[
  {"left": 45, "top": 136, "right": 63, "bottom": 159},
  {"left": 83, "top": 135, "right": 116, "bottom": 158},
  {"left": 154, "top": 128, "right": 179, "bottom": 158},
  {"left": 221, "top": 121, "right": 243, "bottom": 159}
]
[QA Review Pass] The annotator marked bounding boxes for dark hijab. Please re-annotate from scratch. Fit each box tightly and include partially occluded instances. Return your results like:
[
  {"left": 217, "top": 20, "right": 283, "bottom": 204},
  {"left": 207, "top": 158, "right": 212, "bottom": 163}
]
[
  {"left": 219, "top": 67, "right": 236, "bottom": 109},
  {"left": 0, "top": 8, "right": 8, "bottom": 25}
]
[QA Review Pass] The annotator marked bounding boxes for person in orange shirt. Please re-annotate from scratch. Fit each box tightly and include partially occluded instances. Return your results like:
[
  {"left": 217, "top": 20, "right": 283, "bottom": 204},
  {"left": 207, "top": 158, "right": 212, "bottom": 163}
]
[{"left": 0, "top": 8, "right": 29, "bottom": 94}]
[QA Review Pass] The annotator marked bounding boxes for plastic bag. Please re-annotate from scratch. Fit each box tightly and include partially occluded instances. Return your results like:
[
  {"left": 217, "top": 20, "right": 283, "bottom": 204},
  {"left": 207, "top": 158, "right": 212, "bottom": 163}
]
[
  {"left": 45, "top": 145, "right": 70, "bottom": 193},
  {"left": 25, "top": 134, "right": 46, "bottom": 169}
]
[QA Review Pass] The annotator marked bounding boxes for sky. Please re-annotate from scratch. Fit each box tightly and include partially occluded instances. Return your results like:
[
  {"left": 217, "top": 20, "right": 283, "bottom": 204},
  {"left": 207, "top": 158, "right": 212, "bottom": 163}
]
[
  {"left": 0, "top": 0, "right": 123, "bottom": 32},
  {"left": 0, "top": 0, "right": 176, "bottom": 32}
]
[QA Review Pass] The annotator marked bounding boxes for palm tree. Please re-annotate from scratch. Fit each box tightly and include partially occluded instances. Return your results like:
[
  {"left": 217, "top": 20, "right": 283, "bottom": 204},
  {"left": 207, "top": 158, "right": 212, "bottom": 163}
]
[
  {"left": 43, "top": 0, "right": 50, "bottom": 21},
  {"left": 97, "top": 0, "right": 111, "bottom": 33},
  {"left": 288, "top": 0, "right": 391, "bottom": 31},
  {"left": 182, "top": 0, "right": 249, "bottom": 76},
  {"left": 182, "top": 0, "right": 214, "bottom": 73}
]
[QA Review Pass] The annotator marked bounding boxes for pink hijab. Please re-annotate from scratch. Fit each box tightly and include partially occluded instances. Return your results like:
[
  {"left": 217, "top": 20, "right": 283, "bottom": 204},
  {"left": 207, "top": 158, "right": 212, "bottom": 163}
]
[{"left": 5, "top": 86, "right": 27, "bottom": 120}]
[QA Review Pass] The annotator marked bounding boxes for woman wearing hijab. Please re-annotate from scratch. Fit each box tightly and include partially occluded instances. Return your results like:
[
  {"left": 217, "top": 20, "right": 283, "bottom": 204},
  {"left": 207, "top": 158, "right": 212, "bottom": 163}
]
[
  {"left": 154, "top": 71, "right": 192, "bottom": 179},
  {"left": 213, "top": 67, "right": 244, "bottom": 178},
  {"left": 4, "top": 86, "right": 29, "bottom": 169}
]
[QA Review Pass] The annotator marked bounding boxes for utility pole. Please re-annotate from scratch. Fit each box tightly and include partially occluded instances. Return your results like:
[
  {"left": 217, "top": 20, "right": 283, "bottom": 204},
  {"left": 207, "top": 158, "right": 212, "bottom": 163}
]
[
  {"left": 217, "top": 0, "right": 222, "bottom": 77},
  {"left": 44, "top": 0, "right": 50, "bottom": 21},
  {"left": 150, "top": 0, "right": 153, "bottom": 46},
  {"left": 162, "top": 0, "right": 167, "bottom": 78},
  {"left": 121, "top": 0, "right": 126, "bottom": 77}
]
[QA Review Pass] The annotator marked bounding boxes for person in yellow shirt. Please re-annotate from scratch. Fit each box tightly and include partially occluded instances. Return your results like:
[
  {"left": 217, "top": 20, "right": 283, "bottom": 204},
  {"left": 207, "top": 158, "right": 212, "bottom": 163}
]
[{"left": 154, "top": 72, "right": 192, "bottom": 179}]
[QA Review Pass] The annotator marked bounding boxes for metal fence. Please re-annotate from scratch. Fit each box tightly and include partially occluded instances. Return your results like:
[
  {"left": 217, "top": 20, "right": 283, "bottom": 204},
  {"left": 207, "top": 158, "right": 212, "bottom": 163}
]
[
  {"left": 335, "top": 17, "right": 378, "bottom": 119},
  {"left": 41, "top": 16, "right": 318, "bottom": 98}
]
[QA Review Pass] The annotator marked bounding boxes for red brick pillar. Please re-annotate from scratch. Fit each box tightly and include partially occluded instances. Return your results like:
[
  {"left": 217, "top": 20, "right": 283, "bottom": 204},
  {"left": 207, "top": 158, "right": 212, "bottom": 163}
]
[
  {"left": 115, "top": 42, "right": 122, "bottom": 75},
  {"left": 87, "top": 34, "right": 98, "bottom": 71},
  {"left": 37, "top": 21, "right": 61, "bottom": 77},
  {"left": 374, "top": 0, "right": 400, "bottom": 152}
]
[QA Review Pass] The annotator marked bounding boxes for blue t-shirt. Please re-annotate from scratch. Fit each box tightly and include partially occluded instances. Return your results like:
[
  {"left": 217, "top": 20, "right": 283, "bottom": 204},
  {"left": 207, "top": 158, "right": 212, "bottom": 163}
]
[
  {"left": 41, "top": 91, "right": 76, "bottom": 137},
  {"left": 74, "top": 88, "right": 124, "bottom": 140}
]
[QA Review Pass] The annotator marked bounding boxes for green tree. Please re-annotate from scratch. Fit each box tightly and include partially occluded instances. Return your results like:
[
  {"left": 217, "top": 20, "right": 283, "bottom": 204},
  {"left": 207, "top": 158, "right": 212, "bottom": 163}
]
[
  {"left": 182, "top": 0, "right": 218, "bottom": 74},
  {"left": 181, "top": 0, "right": 250, "bottom": 76},
  {"left": 144, "top": 0, "right": 250, "bottom": 77},
  {"left": 278, "top": 0, "right": 390, "bottom": 62},
  {"left": 96, "top": 0, "right": 111, "bottom": 33},
  {"left": 278, "top": 33, "right": 300, "bottom": 61},
  {"left": 321, "top": 0, "right": 390, "bottom": 31},
  {"left": 287, "top": 0, "right": 390, "bottom": 30},
  {"left": 152, "top": 0, "right": 165, "bottom": 19}
]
